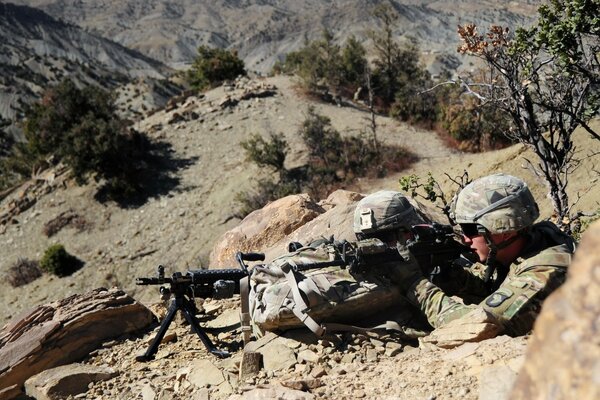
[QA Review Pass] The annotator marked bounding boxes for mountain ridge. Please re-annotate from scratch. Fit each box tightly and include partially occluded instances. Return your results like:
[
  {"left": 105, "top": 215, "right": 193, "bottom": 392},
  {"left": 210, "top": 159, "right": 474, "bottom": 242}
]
[
  {"left": 10, "top": 0, "right": 541, "bottom": 73},
  {"left": 0, "top": 2, "right": 174, "bottom": 131}
]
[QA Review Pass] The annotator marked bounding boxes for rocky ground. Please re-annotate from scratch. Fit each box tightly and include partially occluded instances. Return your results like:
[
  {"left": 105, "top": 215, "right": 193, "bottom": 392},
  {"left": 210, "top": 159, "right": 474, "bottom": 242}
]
[
  {"left": 71, "top": 296, "right": 527, "bottom": 400},
  {"left": 1, "top": 74, "right": 598, "bottom": 400}
]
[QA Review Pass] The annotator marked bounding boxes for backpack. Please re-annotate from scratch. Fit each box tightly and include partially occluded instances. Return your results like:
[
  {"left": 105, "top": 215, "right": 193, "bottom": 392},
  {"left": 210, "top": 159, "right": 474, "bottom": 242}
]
[{"left": 240, "top": 239, "right": 415, "bottom": 339}]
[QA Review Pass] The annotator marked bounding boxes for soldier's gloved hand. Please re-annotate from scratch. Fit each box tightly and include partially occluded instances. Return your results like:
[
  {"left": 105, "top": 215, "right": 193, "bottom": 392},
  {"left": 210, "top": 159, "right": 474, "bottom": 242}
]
[{"left": 391, "top": 259, "right": 425, "bottom": 292}]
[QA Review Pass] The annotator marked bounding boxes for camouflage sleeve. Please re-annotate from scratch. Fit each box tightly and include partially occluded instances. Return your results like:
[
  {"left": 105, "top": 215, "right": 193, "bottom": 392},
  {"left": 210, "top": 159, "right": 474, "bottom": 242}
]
[
  {"left": 409, "top": 245, "right": 571, "bottom": 333},
  {"left": 408, "top": 278, "right": 477, "bottom": 328},
  {"left": 479, "top": 250, "right": 569, "bottom": 336},
  {"left": 433, "top": 262, "right": 489, "bottom": 302}
]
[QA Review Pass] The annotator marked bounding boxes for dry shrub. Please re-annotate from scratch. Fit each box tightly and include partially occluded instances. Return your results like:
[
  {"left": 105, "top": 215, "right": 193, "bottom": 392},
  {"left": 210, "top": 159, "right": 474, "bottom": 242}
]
[
  {"left": 6, "top": 258, "right": 42, "bottom": 287},
  {"left": 43, "top": 210, "right": 90, "bottom": 237}
]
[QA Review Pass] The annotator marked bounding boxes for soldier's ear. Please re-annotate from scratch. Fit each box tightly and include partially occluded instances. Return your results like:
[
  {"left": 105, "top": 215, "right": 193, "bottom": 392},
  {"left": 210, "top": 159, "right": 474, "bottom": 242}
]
[{"left": 495, "top": 232, "right": 518, "bottom": 242}]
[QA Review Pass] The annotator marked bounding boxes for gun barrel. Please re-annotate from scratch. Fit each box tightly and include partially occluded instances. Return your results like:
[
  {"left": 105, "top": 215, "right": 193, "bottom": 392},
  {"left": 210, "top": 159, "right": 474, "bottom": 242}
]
[
  {"left": 136, "top": 277, "right": 171, "bottom": 285},
  {"left": 187, "top": 268, "right": 248, "bottom": 283}
]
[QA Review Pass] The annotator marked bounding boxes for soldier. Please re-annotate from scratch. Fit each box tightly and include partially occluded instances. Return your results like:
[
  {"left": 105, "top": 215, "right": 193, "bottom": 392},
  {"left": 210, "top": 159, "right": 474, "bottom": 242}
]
[
  {"left": 401, "top": 173, "right": 575, "bottom": 339},
  {"left": 248, "top": 190, "right": 433, "bottom": 337}
]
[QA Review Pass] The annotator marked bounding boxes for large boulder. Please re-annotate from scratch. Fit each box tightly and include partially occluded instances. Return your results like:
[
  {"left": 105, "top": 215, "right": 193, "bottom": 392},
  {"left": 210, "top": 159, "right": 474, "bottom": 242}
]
[
  {"left": 0, "top": 287, "right": 155, "bottom": 400},
  {"left": 210, "top": 189, "right": 446, "bottom": 267},
  {"left": 209, "top": 193, "right": 326, "bottom": 267},
  {"left": 510, "top": 220, "right": 600, "bottom": 399},
  {"left": 260, "top": 190, "right": 364, "bottom": 262}
]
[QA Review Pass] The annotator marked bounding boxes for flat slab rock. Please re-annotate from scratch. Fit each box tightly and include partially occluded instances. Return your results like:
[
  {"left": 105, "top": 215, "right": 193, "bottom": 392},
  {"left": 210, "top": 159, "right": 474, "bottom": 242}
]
[
  {"left": 0, "top": 287, "right": 154, "bottom": 400},
  {"left": 25, "top": 363, "right": 118, "bottom": 400}
]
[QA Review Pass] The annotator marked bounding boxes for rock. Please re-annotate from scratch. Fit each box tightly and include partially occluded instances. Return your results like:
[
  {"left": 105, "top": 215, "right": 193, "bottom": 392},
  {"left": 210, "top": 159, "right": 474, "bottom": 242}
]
[
  {"left": 209, "top": 194, "right": 325, "bottom": 267},
  {"left": 479, "top": 365, "right": 517, "bottom": 400},
  {"left": 244, "top": 331, "right": 279, "bottom": 352},
  {"left": 24, "top": 364, "right": 117, "bottom": 400},
  {"left": 227, "top": 386, "right": 315, "bottom": 400},
  {"left": 0, "top": 288, "right": 154, "bottom": 400},
  {"left": 141, "top": 383, "right": 156, "bottom": 400},
  {"left": 167, "top": 112, "right": 185, "bottom": 125},
  {"left": 202, "top": 308, "right": 239, "bottom": 329},
  {"left": 281, "top": 378, "right": 324, "bottom": 391},
  {"left": 421, "top": 308, "right": 503, "bottom": 349},
  {"left": 261, "top": 341, "right": 297, "bottom": 372},
  {"left": 384, "top": 342, "right": 403, "bottom": 357},
  {"left": 239, "top": 351, "right": 262, "bottom": 380},
  {"left": 341, "top": 353, "right": 355, "bottom": 363},
  {"left": 310, "top": 365, "right": 327, "bottom": 378},
  {"left": 297, "top": 349, "right": 320, "bottom": 364},
  {"left": 188, "top": 359, "right": 226, "bottom": 388},
  {"left": 510, "top": 220, "right": 600, "bottom": 400},
  {"left": 442, "top": 342, "right": 480, "bottom": 361},
  {"left": 244, "top": 333, "right": 297, "bottom": 372},
  {"left": 261, "top": 191, "right": 362, "bottom": 262}
]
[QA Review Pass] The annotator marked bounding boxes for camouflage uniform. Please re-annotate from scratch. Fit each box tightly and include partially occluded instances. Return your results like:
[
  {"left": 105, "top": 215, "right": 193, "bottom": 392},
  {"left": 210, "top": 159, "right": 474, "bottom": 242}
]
[{"left": 407, "top": 174, "right": 575, "bottom": 336}]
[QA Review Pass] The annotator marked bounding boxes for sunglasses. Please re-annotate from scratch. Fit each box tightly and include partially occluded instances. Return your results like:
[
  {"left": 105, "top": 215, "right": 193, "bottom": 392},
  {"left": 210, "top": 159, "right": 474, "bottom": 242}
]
[{"left": 459, "top": 223, "right": 484, "bottom": 238}]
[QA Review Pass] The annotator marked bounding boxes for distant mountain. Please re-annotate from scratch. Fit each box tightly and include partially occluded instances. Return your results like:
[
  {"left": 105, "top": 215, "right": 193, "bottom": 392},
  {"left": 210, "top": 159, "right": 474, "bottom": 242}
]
[
  {"left": 9, "top": 0, "right": 540, "bottom": 74},
  {"left": 0, "top": 2, "right": 174, "bottom": 133}
]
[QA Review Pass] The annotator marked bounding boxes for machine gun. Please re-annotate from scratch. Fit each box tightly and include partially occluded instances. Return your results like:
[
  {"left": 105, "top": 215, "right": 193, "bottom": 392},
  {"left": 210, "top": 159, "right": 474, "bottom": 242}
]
[{"left": 135, "top": 252, "right": 264, "bottom": 361}]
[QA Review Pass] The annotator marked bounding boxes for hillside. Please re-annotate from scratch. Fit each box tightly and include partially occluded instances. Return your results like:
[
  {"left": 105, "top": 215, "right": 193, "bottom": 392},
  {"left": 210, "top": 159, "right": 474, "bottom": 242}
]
[
  {"left": 10, "top": 0, "right": 540, "bottom": 74},
  {"left": 1, "top": 74, "right": 599, "bottom": 326},
  {"left": 0, "top": 2, "right": 176, "bottom": 133}
]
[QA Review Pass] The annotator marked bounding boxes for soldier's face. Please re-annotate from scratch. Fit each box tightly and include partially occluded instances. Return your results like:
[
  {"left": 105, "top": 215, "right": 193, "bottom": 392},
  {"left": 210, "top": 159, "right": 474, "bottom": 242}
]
[{"left": 462, "top": 234, "right": 490, "bottom": 262}]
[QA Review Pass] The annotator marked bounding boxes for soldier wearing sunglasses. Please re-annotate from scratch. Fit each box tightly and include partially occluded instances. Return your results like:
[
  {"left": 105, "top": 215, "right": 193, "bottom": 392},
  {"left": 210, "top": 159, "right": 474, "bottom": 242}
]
[{"left": 402, "top": 174, "right": 575, "bottom": 339}]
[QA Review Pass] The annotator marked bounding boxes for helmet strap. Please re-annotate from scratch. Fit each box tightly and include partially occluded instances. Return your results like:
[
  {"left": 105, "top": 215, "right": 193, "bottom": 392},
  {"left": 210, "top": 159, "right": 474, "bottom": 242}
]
[{"left": 482, "top": 231, "right": 521, "bottom": 290}]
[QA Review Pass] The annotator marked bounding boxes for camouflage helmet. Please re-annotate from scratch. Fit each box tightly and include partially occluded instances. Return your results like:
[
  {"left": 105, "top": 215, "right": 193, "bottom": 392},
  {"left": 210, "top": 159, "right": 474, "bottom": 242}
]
[
  {"left": 353, "top": 190, "right": 427, "bottom": 239},
  {"left": 451, "top": 174, "right": 539, "bottom": 234}
]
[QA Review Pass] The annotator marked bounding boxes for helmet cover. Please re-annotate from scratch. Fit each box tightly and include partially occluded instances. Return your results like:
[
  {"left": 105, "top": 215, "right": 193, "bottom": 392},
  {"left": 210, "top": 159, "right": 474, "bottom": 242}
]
[
  {"left": 353, "top": 190, "right": 427, "bottom": 238},
  {"left": 451, "top": 174, "right": 539, "bottom": 234}
]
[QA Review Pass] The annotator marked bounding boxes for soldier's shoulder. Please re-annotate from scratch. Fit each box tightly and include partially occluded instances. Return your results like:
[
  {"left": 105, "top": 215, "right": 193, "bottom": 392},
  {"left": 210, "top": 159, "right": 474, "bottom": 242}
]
[{"left": 516, "top": 243, "right": 572, "bottom": 273}]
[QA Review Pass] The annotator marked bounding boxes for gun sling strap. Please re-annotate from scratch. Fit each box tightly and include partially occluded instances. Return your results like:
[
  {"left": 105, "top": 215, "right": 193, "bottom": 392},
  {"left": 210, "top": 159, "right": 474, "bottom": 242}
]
[{"left": 239, "top": 276, "right": 252, "bottom": 344}]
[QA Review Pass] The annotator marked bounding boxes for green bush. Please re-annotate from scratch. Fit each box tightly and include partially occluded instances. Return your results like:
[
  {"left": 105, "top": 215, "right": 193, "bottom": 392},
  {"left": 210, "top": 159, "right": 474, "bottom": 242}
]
[
  {"left": 236, "top": 107, "right": 418, "bottom": 216},
  {"left": 0, "top": 118, "right": 12, "bottom": 157},
  {"left": 240, "top": 133, "right": 288, "bottom": 173},
  {"left": 40, "top": 244, "right": 82, "bottom": 277},
  {"left": 273, "top": 31, "right": 367, "bottom": 96},
  {"left": 14, "top": 80, "right": 152, "bottom": 198},
  {"left": 187, "top": 46, "right": 246, "bottom": 90},
  {"left": 5, "top": 258, "right": 42, "bottom": 287},
  {"left": 572, "top": 210, "right": 600, "bottom": 242}
]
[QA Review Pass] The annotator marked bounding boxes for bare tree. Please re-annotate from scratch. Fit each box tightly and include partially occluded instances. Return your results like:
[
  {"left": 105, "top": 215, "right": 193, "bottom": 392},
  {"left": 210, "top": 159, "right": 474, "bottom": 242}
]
[
  {"left": 364, "top": 65, "right": 379, "bottom": 153},
  {"left": 455, "top": 18, "right": 599, "bottom": 231}
]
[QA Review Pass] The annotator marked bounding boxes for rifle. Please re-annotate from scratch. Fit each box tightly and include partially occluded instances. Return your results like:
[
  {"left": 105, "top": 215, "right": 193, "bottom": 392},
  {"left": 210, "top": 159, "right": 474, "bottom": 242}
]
[
  {"left": 407, "top": 223, "right": 477, "bottom": 276},
  {"left": 298, "top": 223, "right": 475, "bottom": 277},
  {"left": 135, "top": 252, "right": 264, "bottom": 361}
]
